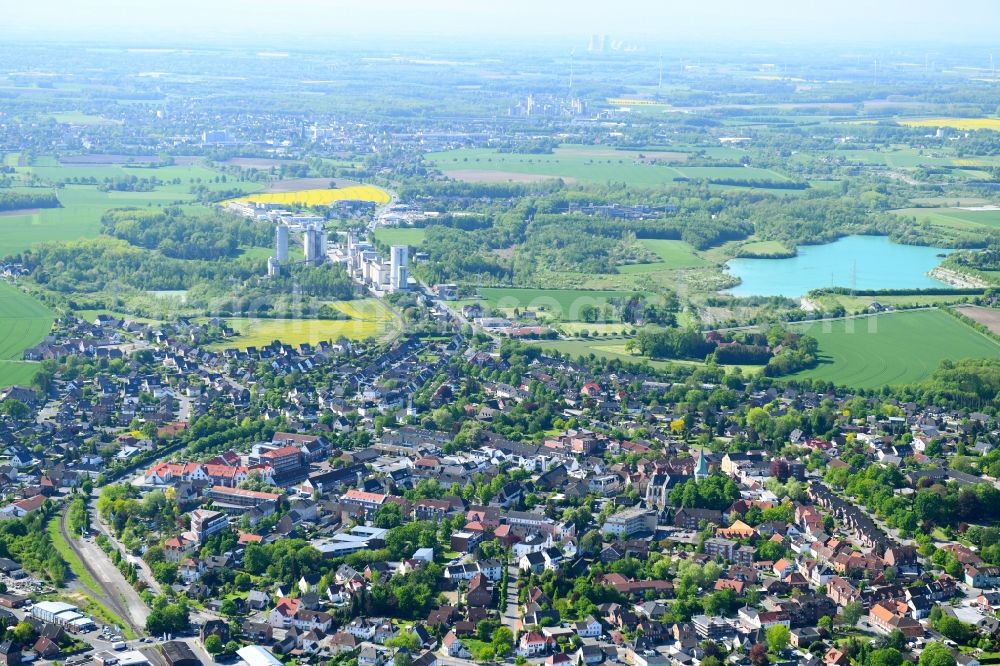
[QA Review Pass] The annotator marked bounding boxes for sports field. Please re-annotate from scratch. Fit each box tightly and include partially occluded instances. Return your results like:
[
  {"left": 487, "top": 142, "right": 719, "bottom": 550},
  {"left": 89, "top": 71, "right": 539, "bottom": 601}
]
[
  {"left": 212, "top": 298, "right": 397, "bottom": 348},
  {"left": 788, "top": 308, "right": 1000, "bottom": 388},
  {"left": 476, "top": 287, "right": 642, "bottom": 321},
  {"left": 373, "top": 227, "right": 427, "bottom": 247},
  {"left": 0, "top": 283, "right": 54, "bottom": 387},
  {"left": 618, "top": 239, "right": 709, "bottom": 273},
  {"left": 892, "top": 207, "right": 1000, "bottom": 230}
]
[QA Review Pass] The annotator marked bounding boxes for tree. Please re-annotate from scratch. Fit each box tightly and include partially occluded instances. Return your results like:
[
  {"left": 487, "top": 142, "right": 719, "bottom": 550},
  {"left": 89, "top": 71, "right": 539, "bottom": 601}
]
[
  {"left": 219, "top": 598, "right": 239, "bottom": 617},
  {"left": 749, "top": 643, "right": 769, "bottom": 666},
  {"left": 918, "top": 643, "right": 956, "bottom": 666},
  {"left": 204, "top": 635, "right": 223, "bottom": 655},
  {"left": 841, "top": 601, "right": 863, "bottom": 626},
  {"left": 868, "top": 648, "right": 904, "bottom": 666},
  {"left": 11, "top": 621, "right": 34, "bottom": 644},
  {"left": 373, "top": 503, "right": 404, "bottom": 529},
  {"left": 492, "top": 626, "right": 514, "bottom": 657},
  {"left": 765, "top": 625, "right": 790, "bottom": 654},
  {"left": 386, "top": 632, "right": 421, "bottom": 652}
]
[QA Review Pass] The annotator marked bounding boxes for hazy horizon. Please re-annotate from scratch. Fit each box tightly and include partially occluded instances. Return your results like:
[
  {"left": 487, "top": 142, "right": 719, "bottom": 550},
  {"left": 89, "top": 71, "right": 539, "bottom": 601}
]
[{"left": 5, "top": 0, "right": 1000, "bottom": 50}]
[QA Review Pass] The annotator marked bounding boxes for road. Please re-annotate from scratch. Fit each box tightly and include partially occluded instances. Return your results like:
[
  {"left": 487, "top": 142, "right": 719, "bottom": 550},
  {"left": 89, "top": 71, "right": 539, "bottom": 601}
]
[
  {"left": 501, "top": 565, "right": 519, "bottom": 630},
  {"left": 60, "top": 505, "right": 148, "bottom": 636}
]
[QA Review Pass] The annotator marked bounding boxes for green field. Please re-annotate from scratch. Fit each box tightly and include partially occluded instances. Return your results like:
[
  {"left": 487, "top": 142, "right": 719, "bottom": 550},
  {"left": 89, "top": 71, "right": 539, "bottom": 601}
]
[
  {"left": 0, "top": 283, "right": 53, "bottom": 387},
  {"left": 892, "top": 207, "right": 1000, "bottom": 230},
  {"left": 0, "top": 186, "right": 208, "bottom": 257},
  {"left": 788, "top": 308, "right": 1000, "bottom": 387},
  {"left": 736, "top": 240, "right": 794, "bottom": 257},
  {"left": 618, "top": 239, "right": 709, "bottom": 273},
  {"left": 373, "top": 227, "right": 427, "bottom": 247},
  {"left": 0, "top": 158, "right": 259, "bottom": 257},
  {"left": 427, "top": 146, "right": 794, "bottom": 189},
  {"left": 674, "top": 165, "right": 790, "bottom": 181},
  {"left": 526, "top": 337, "right": 761, "bottom": 373},
  {"left": 557, "top": 322, "right": 635, "bottom": 336},
  {"left": 212, "top": 299, "right": 398, "bottom": 348},
  {"left": 427, "top": 146, "right": 685, "bottom": 186},
  {"left": 814, "top": 293, "right": 975, "bottom": 313},
  {"left": 476, "top": 287, "right": 642, "bottom": 321}
]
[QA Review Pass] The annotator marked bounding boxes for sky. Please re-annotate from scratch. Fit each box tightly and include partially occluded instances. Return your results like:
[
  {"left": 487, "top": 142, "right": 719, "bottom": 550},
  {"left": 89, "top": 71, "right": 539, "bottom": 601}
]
[{"left": 4, "top": 0, "right": 1000, "bottom": 48}]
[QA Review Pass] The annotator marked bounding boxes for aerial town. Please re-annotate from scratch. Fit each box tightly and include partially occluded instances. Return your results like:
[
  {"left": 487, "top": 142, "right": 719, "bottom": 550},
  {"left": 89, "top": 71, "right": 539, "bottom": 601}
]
[
  {"left": 1, "top": 292, "right": 999, "bottom": 666},
  {"left": 3, "top": 5, "right": 1000, "bottom": 666}
]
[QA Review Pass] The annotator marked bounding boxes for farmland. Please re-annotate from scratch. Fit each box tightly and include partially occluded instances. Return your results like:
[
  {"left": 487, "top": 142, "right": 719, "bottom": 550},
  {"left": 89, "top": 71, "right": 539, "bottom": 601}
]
[
  {"left": 0, "top": 283, "right": 54, "bottom": 387},
  {"left": 427, "top": 146, "right": 685, "bottom": 186},
  {"left": 427, "top": 146, "right": 804, "bottom": 191},
  {"left": 618, "top": 239, "right": 709, "bottom": 273},
  {"left": 897, "top": 117, "right": 1000, "bottom": 131},
  {"left": 788, "top": 308, "right": 1000, "bottom": 388},
  {"left": 892, "top": 206, "right": 1000, "bottom": 230},
  {"left": 0, "top": 155, "right": 252, "bottom": 257},
  {"left": 228, "top": 184, "right": 391, "bottom": 207},
  {"left": 474, "top": 287, "right": 643, "bottom": 321},
  {"left": 211, "top": 298, "right": 398, "bottom": 348},
  {"left": 954, "top": 304, "right": 1000, "bottom": 334},
  {"left": 0, "top": 187, "right": 206, "bottom": 257}
]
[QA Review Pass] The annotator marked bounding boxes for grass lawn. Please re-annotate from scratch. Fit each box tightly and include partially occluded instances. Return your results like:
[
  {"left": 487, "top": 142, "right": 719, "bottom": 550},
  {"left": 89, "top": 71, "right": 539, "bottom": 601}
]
[
  {"left": 477, "top": 287, "right": 641, "bottom": 321},
  {"left": 618, "top": 239, "right": 708, "bottom": 273},
  {"left": 212, "top": 298, "right": 398, "bottom": 348},
  {"left": 0, "top": 282, "right": 54, "bottom": 387},
  {"left": 373, "top": 227, "right": 427, "bottom": 247},
  {"left": 788, "top": 308, "right": 1000, "bottom": 388}
]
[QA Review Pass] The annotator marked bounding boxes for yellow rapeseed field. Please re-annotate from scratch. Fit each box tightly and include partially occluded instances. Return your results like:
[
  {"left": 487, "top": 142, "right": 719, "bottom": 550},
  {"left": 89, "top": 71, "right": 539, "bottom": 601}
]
[
  {"left": 229, "top": 185, "right": 390, "bottom": 207},
  {"left": 606, "top": 98, "right": 667, "bottom": 106},
  {"left": 898, "top": 117, "right": 1000, "bottom": 131}
]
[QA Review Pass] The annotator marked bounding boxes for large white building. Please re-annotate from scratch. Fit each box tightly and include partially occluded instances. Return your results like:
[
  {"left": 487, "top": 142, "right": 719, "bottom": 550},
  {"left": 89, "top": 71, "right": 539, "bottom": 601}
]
[
  {"left": 304, "top": 224, "right": 327, "bottom": 264},
  {"left": 275, "top": 224, "right": 289, "bottom": 262},
  {"left": 389, "top": 245, "right": 408, "bottom": 291}
]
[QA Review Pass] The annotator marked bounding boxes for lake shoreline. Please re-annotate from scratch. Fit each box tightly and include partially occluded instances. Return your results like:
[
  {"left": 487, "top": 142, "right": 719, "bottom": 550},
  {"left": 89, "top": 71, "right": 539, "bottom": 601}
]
[{"left": 723, "top": 235, "right": 953, "bottom": 298}]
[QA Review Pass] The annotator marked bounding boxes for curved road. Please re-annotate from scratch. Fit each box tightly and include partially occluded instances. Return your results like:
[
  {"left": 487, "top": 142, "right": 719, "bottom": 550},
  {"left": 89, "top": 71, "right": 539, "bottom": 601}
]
[{"left": 60, "top": 506, "right": 147, "bottom": 637}]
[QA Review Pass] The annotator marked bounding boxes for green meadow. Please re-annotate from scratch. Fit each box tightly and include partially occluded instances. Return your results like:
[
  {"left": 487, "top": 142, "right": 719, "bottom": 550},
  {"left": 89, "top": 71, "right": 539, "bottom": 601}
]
[
  {"left": 0, "top": 283, "right": 54, "bottom": 387},
  {"left": 618, "top": 239, "right": 709, "bottom": 273},
  {"left": 788, "top": 308, "right": 1000, "bottom": 388},
  {"left": 475, "top": 287, "right": 644, "bottom": 321}
]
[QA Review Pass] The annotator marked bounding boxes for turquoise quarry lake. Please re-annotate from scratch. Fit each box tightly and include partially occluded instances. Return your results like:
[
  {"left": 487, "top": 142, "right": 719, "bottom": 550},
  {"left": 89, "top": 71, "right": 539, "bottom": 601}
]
[{"left": 725, "top": 235, "right": 952, "bottom": 298}]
